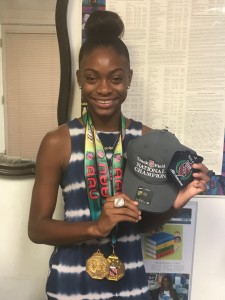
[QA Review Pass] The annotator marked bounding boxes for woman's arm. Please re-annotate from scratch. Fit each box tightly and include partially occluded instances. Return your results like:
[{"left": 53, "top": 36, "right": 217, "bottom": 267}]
[{"left": 28, "top": 125, "right": 98, "bottom": 245}]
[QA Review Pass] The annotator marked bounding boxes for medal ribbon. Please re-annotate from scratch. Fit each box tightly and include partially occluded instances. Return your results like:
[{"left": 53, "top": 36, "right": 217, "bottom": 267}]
[
  {"left": 84, "top": 112, "right": 126, "bottom": 280},
  {"left": 83, "top": 112, "right": 126, "bottom": 225}
]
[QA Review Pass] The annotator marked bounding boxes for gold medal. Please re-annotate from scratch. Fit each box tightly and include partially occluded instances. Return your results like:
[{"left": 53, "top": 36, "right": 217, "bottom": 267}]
[
  {"left": 106, "top": 249, "right": 125, "bottom": 281},
  {"left": 86, "top": 249, "right": 109, "bottom": 280}
]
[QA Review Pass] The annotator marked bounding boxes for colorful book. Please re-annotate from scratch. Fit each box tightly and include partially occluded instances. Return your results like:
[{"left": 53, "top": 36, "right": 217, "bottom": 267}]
[
  {"left": 146, "top": 232, "right": 174, "bottom": 246},
  {"left": 146, "top": 247, "right": 175, "bottom": 259},
  {"left": 145, "top": 238, "right": 174, "bottom": 251},
  {"left": 145, "top": 244, "right": 174, "bottom": 255}
]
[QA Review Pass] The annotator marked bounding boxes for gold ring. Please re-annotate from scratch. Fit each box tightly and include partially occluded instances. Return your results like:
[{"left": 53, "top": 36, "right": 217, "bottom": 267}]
[{"left": 114, "top": 197, "right": 125, "bottom": 208}]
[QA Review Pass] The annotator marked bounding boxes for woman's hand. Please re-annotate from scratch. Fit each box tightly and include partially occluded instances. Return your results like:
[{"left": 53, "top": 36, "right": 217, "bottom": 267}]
[
  {"left": 173, "top": 163, "right": 210, "bottom": 210},
  {"left": 94, "top": 193, "right": 142, "bottom": 238}
]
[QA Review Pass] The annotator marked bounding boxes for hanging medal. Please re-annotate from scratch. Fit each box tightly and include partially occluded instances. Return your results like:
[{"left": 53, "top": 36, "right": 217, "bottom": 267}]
[
  {"left": 106, "top": 243, "right": 125, "bottom": 281},
  {"left": 83, "top": 112, "right": 126, "bottom": 281},
  {"left": 86, "top": 249, "right": 110, "bottom": 280}
]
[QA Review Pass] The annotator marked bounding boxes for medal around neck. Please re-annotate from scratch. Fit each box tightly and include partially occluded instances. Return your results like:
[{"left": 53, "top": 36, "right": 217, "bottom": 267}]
[
  {"left": 86, "top": 249, "right": 110, "bottom": 280},
  {"left": 83, "top": 112, "right": 126, "bottom": 280}
]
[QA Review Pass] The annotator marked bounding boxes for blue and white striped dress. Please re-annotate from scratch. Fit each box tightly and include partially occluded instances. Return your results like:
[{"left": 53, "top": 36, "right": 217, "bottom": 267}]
[{"left": 46, "top": 118, "right": 150, "bottom": 300}]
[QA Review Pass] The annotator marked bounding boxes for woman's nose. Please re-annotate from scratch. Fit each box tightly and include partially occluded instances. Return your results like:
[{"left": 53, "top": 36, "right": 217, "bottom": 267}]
[{"left": 97, "top": 79, "right": 112, "bottom": 95}]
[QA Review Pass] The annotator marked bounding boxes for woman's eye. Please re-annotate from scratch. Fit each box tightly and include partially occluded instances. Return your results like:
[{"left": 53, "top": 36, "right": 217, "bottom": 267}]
[
  {"left": 85, "top": 76, "right": 97, "bottom": 83},
  {"left": 111, "top": 77, "right": 123, "bottom": 83}
]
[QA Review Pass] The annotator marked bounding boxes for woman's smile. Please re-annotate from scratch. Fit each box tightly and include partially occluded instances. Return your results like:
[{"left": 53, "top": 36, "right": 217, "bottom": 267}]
[{"left": 92, "top": 97, "right": 116, "bottom": 106}]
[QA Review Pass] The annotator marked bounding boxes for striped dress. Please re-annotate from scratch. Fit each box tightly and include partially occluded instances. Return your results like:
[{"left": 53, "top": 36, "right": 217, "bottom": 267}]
[{"left": 46, "top": 118, "right": 150, "bottom": 300}]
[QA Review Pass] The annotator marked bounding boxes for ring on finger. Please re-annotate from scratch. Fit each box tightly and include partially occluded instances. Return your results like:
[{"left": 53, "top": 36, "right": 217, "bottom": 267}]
[{"left": 114, "top": 197, "right": 125, "bottom": 208}]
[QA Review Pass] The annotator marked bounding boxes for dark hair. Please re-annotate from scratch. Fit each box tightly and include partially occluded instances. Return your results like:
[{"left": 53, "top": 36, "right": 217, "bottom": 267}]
[
  {"left": 79, "top": 10, "right": 130, "bottom": 66},
  {"left": 159, "top": 275, "right": 178, "bottom": 299},
  {"left": 161, "top": 274, "right": 173, "bottom": 287}
]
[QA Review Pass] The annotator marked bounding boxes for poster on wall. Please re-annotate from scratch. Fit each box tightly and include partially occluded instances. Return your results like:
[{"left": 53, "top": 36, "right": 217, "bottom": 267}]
[
  {"left": 106, "top": 0, "right": 225, "bottom": 177},
  {"left": 141, "top": 201, "right": 197, "bottom": 300}
]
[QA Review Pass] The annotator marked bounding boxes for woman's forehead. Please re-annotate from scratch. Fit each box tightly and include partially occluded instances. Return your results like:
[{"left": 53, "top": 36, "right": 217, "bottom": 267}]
[{"left": 80, "top": 46, "right": 129, "bottom": 68}]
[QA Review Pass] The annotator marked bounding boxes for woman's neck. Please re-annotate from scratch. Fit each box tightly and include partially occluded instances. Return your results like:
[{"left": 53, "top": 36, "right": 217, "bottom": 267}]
[{"left": 88, "top": 112, "right": 122, "bottom": 132}]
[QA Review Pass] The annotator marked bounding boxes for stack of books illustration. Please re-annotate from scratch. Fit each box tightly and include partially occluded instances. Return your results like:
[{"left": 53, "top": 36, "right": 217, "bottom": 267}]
[{"left": 145, "top": 232, "right": 175, "bottom": 259}]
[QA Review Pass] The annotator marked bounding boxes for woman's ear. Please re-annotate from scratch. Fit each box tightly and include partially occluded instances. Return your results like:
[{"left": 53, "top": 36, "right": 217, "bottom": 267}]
[
  {"left": 128, "top": 69, "right": 133, "bottom": 87},
  {"left": 76, "top": 70, "right": 81, "bottom": 87}
]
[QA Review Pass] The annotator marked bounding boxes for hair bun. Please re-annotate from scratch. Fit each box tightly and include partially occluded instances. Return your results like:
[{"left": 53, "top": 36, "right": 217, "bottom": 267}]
[{"left": 84, "top": 10, "right": 124, "bottom": 39}]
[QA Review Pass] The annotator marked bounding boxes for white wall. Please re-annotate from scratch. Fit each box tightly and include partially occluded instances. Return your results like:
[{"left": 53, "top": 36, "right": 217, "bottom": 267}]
[
  {"left": 0, "top": 177, "right": 63, "bottom": 300},
  {"left": 67, "top": 0, "right": 82, "bottom": 119},
  {"left": 0, "top": 178, "right": 51, "bottom": 300},
  {"left": 0, "top": 1, "right": 62, "bottom": 300},
  {"left": 191, "top": 196, "right": 225, "bottom": 299}
]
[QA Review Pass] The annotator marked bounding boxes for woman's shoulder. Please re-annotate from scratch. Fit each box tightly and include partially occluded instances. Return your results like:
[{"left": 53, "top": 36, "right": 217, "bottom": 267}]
[
  {"left": 43, "top": 117, "right": 83, "bottom": 145},
  {"left": 142, "top": 124, "right": 151, "bottom": 135},
  {"left": 37, "top": 123, "right": 71, "bottom": 171},
  {"left": 126, "top": 117, "right": 151, "bottom": 135},
  {"left": 38, "top": 124, "right": 69, "bottom": 158},
  {"left": 43, "top": 123, "right": 69, "bottom": 146},
  {"left": 67, "top": 117, "right": 84, "bottom": 129}
]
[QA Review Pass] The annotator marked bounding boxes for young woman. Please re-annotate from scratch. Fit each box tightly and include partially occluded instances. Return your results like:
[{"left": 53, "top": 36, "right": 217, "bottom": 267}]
[{"left": 28, "top": 10, "right": 209, "bottom": 300}]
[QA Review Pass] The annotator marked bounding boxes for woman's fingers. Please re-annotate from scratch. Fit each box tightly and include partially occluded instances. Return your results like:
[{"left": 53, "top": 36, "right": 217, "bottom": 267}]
[{"left": 103, "top": 194, "right": 141, "bottom": 222}]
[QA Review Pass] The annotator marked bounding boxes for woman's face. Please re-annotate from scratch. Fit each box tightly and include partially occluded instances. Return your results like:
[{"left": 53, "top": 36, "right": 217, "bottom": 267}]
[
  {"left": 161, "top": 277, "right": 170, "bottom": 290},
  {"left": 77, "top": 46, "right": 132, "bottom": 122}
]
